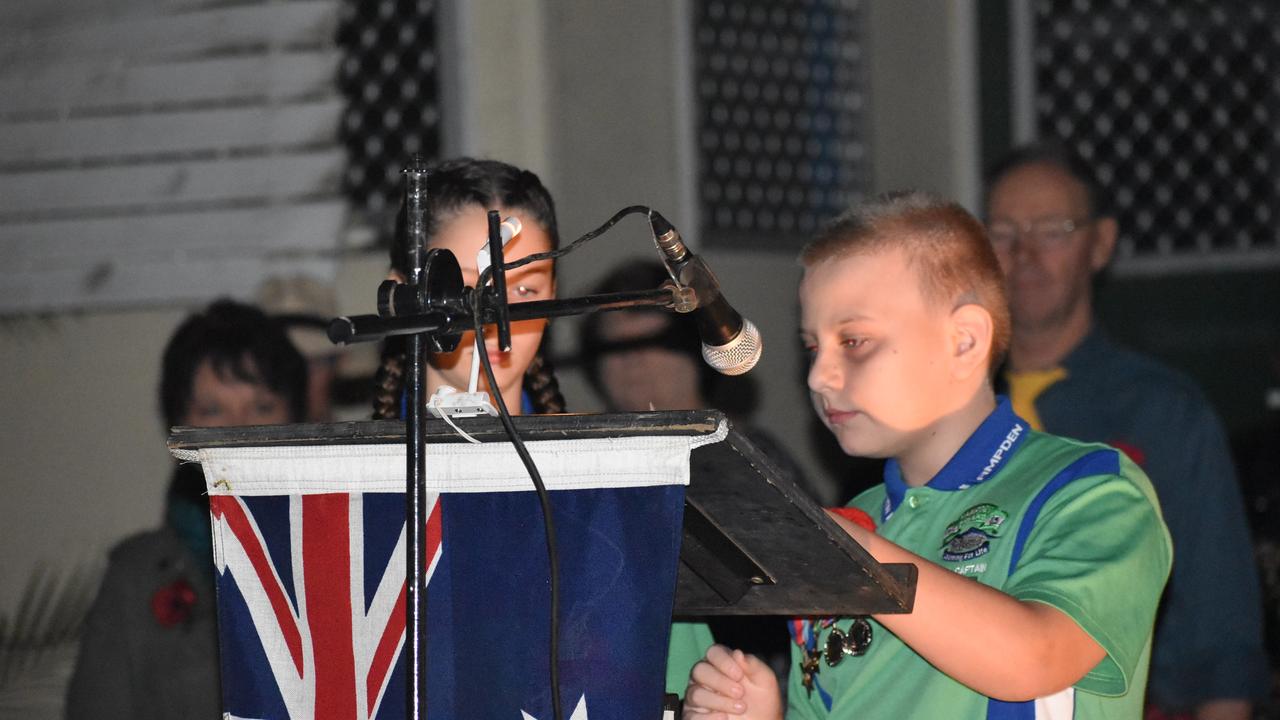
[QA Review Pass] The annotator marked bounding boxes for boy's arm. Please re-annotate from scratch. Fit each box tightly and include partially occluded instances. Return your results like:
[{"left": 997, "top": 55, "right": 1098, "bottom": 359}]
[{"left": 830, "top": 512, "right": 1105, "bottom": 702}]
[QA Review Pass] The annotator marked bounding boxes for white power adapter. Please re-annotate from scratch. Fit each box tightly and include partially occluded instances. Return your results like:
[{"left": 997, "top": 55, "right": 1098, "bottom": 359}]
[{"left": 426, "top": 385, "right": 498, "bottom": 419}]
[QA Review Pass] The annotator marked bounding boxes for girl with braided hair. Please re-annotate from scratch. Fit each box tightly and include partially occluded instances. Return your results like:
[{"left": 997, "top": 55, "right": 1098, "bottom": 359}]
[
  {"left": 371, "top": 159, "right": 715, "bottom": 700},
  {"left": 372, "top": 157, "right": 566, "bottom": 419}
]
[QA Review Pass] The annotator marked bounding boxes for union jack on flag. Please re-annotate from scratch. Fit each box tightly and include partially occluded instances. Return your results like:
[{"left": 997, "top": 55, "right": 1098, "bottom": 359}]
[
  {"left": 209, "top": 491, "right": 421, "bottom": 719},
  {"left": 182, "top": 427, "right": 725, "bottom": 720}
]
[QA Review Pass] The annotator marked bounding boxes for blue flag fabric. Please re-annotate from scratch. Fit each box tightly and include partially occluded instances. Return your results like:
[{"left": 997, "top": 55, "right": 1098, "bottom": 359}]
[
  {"left": 188, "top": 431, "right": 715, "bottom": 720},
  {"left": 427, "top": 485, "right": 686, "bottom": 719}
]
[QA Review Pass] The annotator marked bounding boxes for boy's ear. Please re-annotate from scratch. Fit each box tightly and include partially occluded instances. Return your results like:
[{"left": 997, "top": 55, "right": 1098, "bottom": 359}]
[{"left": 949, "top": 304, "right": 995, "bottom": 380}]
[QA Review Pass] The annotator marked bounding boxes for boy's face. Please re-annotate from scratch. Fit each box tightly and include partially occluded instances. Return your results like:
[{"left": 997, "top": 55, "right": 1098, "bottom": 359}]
[{"left": 800, "top": 247, "right": 960, "bottom": 459}]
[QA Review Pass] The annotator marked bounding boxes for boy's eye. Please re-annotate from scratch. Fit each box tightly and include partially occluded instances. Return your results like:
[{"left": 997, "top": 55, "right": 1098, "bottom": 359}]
[{"left": 841, "top": 337, "right": 869, "bottom": 351}]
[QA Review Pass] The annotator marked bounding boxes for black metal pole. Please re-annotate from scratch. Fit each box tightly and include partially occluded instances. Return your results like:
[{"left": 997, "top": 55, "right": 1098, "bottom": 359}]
[
  {"left": 402, "top": 158, "right": 430, "bottom": 720},
  {"left": 329, "top": 287, "right": 687, "bottom": 345}
]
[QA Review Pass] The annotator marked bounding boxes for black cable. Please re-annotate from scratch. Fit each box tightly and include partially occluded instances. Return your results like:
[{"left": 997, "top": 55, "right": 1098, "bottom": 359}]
[
  {"left": 479, "top": 204, "right": 652, "bottom": 289},
  {"left": 469, "top": 282, "right": 564, "bottom": 720}
]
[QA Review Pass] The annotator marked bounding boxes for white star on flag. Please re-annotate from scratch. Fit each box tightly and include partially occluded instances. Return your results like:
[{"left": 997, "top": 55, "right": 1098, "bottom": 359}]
[{"left": 522, "top": 694, "right": 588, "bottom": 720}]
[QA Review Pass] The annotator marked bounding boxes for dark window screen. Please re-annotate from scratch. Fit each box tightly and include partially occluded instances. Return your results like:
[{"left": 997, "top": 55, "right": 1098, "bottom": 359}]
[
  {"left": 1031, "top": 1, "right": 1279, "bottom": 272},
  {"left": 694, "top": 0, "right": 870, "bottom": 251}
]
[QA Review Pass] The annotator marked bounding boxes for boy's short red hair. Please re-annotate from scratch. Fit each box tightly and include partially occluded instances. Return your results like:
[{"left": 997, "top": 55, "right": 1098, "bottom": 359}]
[{"left": 800, "top": 191, "right": 1012, "bottom": 373}]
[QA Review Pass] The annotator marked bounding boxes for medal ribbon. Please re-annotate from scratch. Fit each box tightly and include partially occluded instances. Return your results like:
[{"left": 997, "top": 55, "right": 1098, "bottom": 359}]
[
  {"left": 790, "top": 507, "right": 876, "bottom": 711},
  {"left": 791, "top": 617, "right": 835, "bottom": 709}
]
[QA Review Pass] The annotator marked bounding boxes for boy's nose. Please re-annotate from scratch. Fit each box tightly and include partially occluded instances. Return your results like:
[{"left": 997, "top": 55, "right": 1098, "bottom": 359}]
[{"left": 806, "top": 348, "right": 840, "bottom": 395}]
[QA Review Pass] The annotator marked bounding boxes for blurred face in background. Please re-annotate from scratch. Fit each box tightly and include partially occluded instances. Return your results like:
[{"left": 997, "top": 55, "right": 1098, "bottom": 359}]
[
  {"left": 182, "top": 358, "right": 291, "bottom": 427},
  {"left": 596, "top": 311, "right": 703, "bottom": 412},
  {"left": 423, "top": 205, "right": 556, "bottom": 412},
  {"left": 985, "top": 162, "right": 1115, "bottom": 336}
]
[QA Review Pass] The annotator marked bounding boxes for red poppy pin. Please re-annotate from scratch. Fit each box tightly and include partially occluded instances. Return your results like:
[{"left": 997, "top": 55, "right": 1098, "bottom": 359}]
[{"left": 151, "top": 578, "right": 197, "bottom": 627}]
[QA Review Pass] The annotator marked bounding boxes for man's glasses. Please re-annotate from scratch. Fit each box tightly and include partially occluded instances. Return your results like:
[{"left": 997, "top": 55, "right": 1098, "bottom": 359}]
[{"left": 986, "top": 217, "right": 1092, "bottom": 250}]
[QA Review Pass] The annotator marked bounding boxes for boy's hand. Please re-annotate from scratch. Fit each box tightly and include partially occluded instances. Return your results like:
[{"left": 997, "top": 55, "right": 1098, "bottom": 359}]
[{"left": 683, "top": 644, "right": 783, "bottom": 720}]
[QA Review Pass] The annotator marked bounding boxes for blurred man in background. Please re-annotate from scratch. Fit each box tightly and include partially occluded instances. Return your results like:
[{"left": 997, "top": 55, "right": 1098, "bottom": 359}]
[{"left": 985, "top": 143, "right": 1267, "bottom": 720}]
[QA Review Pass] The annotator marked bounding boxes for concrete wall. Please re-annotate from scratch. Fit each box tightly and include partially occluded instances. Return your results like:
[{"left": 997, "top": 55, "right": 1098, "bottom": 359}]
[
  {"left": 1, "top": 309, "right": 182, "bottom": 609},
  {"left": 0, "top": 0, "right": 974, "bottom": 617}
]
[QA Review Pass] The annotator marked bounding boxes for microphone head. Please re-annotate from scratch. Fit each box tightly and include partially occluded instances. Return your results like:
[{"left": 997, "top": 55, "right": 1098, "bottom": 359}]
[{"left": 702, "top": 318, "right": 763, "bottom": 375}]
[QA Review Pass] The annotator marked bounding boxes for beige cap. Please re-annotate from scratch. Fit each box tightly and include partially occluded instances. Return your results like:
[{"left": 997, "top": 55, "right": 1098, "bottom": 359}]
[{"left": 256, "top": 275, "right": 341, "bottom": 360}]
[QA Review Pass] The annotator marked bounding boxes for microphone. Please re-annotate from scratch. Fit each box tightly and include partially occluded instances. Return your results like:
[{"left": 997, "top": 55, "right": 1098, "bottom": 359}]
[{"left": 649, "top": 211, "right": 762, "bottom": 375}]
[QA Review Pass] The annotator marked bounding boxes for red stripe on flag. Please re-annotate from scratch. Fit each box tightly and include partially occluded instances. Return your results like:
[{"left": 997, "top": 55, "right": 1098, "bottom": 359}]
[
  {"left": 366, "top": 582, "right": 406, "bottom": 716},
  {"left": 367, "top": 499, "right": 442, "bottom": 716},
  {"left": 426, "top": 498, "right": 442, "bottom": 565},
  {"left": 302, "top": 494, "right": 357, "bottom": 719},
  {"left": 211, "top": 496, "right": 304, "bottom": 676},
  {"left": 368, "top": 499, "right": 442, "bottom": 712}
]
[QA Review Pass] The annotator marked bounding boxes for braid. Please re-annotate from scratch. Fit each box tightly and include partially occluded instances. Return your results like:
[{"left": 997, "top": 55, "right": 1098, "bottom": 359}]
[
  {"left": 372, "top": 338, "right": 406, "bottom": 420},
  {"left": 522, "top": 345, "right": 566, "bottom": 414}
]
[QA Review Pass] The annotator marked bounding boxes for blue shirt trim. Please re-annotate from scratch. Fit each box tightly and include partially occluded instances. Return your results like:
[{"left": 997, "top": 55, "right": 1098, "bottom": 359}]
[
  {"left": 882, "top": 396, "right": 1029, "bottom": 522},
  {"left": 1007, "top": 448, "right": 1120, "bottom": 574},
  {"left": 986, "top": 696, "right": 1035, "bottom": 720},
  {"left": 985, "top": 448, "right": 1119, "bottom": 720}
]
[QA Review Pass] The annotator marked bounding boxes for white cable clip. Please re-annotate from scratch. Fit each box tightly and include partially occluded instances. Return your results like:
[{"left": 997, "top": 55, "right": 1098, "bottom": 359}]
[{"left": 426, "top": 386, "right": 498, "bottom": 444}]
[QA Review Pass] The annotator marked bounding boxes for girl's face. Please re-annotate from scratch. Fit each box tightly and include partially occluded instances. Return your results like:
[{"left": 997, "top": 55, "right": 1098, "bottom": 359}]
[{"left": 423, "top": 205, "right": 556, "bottom": 413}]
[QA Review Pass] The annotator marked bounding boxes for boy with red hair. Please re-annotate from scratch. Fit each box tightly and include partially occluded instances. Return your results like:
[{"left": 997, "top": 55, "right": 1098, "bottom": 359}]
[{"left": 684, "top": 192, "right": 1171, "bottom": 719}]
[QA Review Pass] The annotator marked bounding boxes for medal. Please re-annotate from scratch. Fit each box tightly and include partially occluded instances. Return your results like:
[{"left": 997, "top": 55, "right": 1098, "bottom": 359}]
[
  {"left": 823, "top": 617, "right": 872, "bottom": 666},
  {"left": 799, "top": 652, "right": 821, "bottom": 693},
  {"left": 793, "top": 616, "right": 873, "bottom": 696}
]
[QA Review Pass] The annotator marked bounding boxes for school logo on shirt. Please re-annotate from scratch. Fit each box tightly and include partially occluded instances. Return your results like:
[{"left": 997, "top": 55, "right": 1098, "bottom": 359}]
[{"left": 940, "top": 503, "right": 1008, "bottom": 563}]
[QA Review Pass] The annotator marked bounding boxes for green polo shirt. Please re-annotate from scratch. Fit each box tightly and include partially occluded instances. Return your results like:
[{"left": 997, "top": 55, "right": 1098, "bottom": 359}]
[
  {"left": 666, "top": 621, "right": 715, "bottom": 695},
  {"left": 789, "top": 398, "right": 1172, "bottom": 719},
  {"left": 1007, "top": 329, "right": 1269, "bottom": 709}
]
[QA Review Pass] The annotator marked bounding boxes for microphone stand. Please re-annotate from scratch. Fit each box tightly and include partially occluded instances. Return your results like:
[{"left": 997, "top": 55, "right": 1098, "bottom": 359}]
[
  {"left": 329, "top": 286, "right": 693, "bottom": 345},
  {"left": 332, "top": 168, "right": 694, "bottom": 720},
  {"left": 401, "top": 158, "right": 431, "bottom": 720}
]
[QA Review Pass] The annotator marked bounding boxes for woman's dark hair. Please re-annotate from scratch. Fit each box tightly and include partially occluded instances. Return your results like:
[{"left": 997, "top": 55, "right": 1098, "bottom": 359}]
[
  {"left": 160, "top": 298, "right": 308, "bottom": 428},
  {"left": 578, "top": 259, "right": 715, "bottom": 405},
  {"left": 373, "top": 157, "right": 566, "bottom": 418}
]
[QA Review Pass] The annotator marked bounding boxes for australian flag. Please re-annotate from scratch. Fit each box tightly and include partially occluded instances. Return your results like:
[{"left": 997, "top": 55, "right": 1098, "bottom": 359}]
[{"left": 189, "top": 431, "right": 715, "bottom": 720}]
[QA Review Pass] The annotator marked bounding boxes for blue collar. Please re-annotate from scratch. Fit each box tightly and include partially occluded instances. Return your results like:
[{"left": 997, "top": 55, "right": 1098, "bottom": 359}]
[{"left": 881, "top": 396, "right": 1029, "bottom": 521}]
